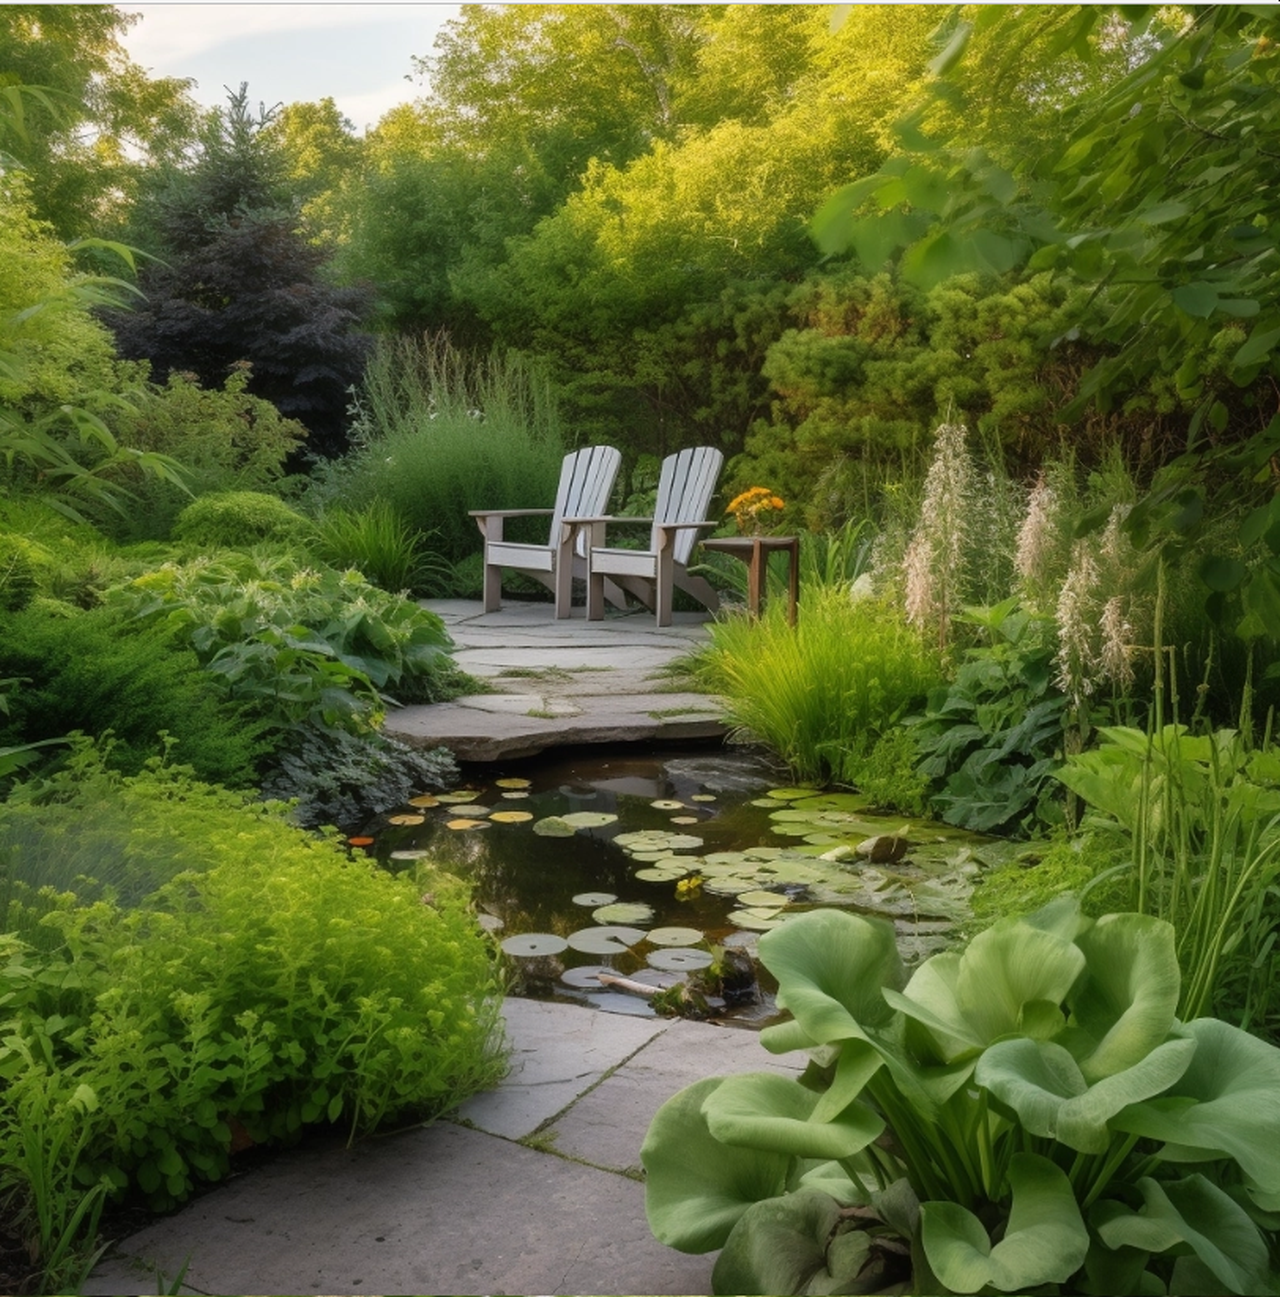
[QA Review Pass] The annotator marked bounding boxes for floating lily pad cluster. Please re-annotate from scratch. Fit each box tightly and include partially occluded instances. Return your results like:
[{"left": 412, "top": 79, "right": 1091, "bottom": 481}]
[{"left": 359, "top": 774, "right": 1008, "bottom": 1016}]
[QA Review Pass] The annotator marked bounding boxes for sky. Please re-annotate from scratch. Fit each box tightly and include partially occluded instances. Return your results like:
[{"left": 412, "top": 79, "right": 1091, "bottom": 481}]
[{"left": 120, "top": 4, "right": 464, "bottom": 133}]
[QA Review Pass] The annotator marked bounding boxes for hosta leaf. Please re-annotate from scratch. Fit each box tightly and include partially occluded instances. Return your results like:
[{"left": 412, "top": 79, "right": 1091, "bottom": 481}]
[
  {"left": 1111, "top": 1017, "right": 1280, "bottom": 1194},
  {"left": 711, "top": 1191, "right": 871, "bottom": 1297},
  {"left": 642, "top": 1077, "right": 791, "bottom": 1253},
  {"left": 758, "top": 909, "right": 903, "bottom": 1042},
  {"left": 922, "top": 1153, "right": 1089, "bottom": 1293},
  {"left": 1068, "top": 912, "right": 1180, "bottom": 1081},
  {"left": 977, "top": 1036, "right": 1196, "bottom": 1154},
  {"left": 1098, "top": 1175, "right": 1271, "bottom": 1296},
  {"left": 704, "top": 1071, "right": 883, "bottom": 1161}
]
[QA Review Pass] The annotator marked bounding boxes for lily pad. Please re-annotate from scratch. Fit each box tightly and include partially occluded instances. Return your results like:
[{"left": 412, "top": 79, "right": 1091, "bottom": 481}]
[
  {"left": 651, "top": 799, "right": 685, "bottom": 810},
  {"left": 766, "top": 787, "right": 822, "bottom": 801},
  {"left": 593, "top": 901, "right": 655, "bottom": 925},
  {"left": 445, "top": 818, "right": 490, "bottom": 830},
  {"left": 737, "top": 890, "right": 789, "bottom": 910},
  {"left": 500, "top": 933, "right": 568, "bottom": 957},
  {"left": 490, "top": 810, "right": 534, "bottom": 824},
  {"left": 572, "top": 892, "right": 617, "bottom": 907},
  {"left": 447, "top": 804, "right": 491, "bottom": 818},
  {"left": 566, "top": 925, "right": 647, "bottom": 955},
  {"left": 347, "top": 835, "right": 374, "bottom": 847},
  {"left": 560, "top": 811, "right": 619, "bottom": 829},
  {"left": 407, "top": 794, "right": 440, "bottom": 808},
  {"left": 727, "top": 907, "right": 792, "bottom": 931},
  {"left": 646, "top": 926, "right": 704, "bottom": 947},
  {"left": 703, "top": 877, "right": 764, "bottom": 896},
  {"left": 435, "top": 790, "right": 483, "bottom": 804},
  {"left": 500, "top": 790, "right": 531, "bottom": 800},
  {"left": 648, "top": 947, "right": 714, "bottom": 972},
  {"left": 560, "top": 964, "right": 613, "bottom": 989},
  {"left": 614, "top": 830, "right": 704, "bottom": 853},
  {"left": 496, "top": 777, "right": 532, "bottom": 789},
  {"left": 389, "top": 848, "right": 431, "bottom": 860},
  {"left": 691, "top": 794, "right": 717, "bottom": 803},
  {"left": 634, "top": 865, "right": 690, "bottom": 882},
  {"left": 533, "top": 816, "right": 576, "bottom": 837},
  {"left": 387, "top": 813, "right": 425, "bottom": 826},
  {"left": 670, "top": 816, "right": 701, "bottom": 826}
]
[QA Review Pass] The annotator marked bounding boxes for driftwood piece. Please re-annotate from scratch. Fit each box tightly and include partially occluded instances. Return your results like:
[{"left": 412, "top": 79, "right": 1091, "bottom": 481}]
[{"left": 595, "top": 972, "right": 661, "bottom": 997}]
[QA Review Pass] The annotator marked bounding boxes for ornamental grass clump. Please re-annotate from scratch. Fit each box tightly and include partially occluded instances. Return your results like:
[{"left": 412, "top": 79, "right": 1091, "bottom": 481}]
[
  {"left": 693, "top": 588, "right": 942, "bottom": 784},
  {"left": 642, "top": 899, "right": 1280, "bottom": 1297}
]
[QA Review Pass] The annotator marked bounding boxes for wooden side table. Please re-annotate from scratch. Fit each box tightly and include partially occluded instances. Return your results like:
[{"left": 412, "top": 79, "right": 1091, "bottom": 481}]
[{"left": 701, "top": 535, "right": 799, "bottom": 626}]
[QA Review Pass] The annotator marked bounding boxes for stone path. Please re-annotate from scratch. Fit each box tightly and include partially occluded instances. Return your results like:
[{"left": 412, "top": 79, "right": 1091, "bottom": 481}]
[
  {"left": 85, "top": 1000, "right": 799, "bottom": 1297},
  {"left": 384, "top": 600, "right": 728, "bottom": 762}
]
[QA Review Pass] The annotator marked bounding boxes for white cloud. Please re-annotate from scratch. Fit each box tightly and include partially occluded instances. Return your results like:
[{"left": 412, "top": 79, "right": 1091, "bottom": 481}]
[{"left": 124, "top": 4, "right": 442, "bottom": 66}]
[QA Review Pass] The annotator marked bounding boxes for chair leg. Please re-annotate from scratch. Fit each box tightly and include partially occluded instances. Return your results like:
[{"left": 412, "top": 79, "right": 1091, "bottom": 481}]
[
  {"left": 587, "top": 569, "right": 606, "bottom": 620},
  {"left": 655, "top": 552, "right": 674, "bottom": 627},
  {"left": 483, "top": 558, "right": 502, "bottom": 612},
  {"left": 554, "top": 550, "right": 573, "bottom": 618}
]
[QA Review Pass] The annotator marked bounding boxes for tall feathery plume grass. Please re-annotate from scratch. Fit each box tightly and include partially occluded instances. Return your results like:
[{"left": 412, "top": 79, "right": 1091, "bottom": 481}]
[
  {"left": 1015, "top": 472, "right": 1059, "bottom": 590},
  {"left": 901, "top": 421, "right": 973, "bottom": 653}
]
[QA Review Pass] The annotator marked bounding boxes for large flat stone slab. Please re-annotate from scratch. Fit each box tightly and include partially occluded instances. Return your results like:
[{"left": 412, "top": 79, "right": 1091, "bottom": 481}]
[
  {"left": 386, "top": 600, "right": 728, "bottom": 760},
  {"left": 85, "top": 1122, "right": 712, "bottom": 1297}
]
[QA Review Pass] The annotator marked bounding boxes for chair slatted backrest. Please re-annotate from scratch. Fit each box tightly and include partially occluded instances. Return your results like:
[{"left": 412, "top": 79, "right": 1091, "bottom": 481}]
[
  {"left": 651, "top": 447, "right": 724, "bottom": 565},
  {"left": 550, "top": 445, "right": 622, "bottom": 554}
]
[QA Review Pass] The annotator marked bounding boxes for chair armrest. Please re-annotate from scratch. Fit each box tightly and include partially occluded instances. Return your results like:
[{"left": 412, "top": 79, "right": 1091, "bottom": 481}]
[{"left": 469, "top": 508, "right": 555, "bottom": 519}]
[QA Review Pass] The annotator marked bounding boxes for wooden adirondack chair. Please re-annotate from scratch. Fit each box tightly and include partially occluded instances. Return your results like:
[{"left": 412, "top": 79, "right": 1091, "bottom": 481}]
[
  {"left": 582, "top": 446, "right": 724, "bottom": 627},
  {"left": 470, "top": 444, "right": 622, "bottom": 618}
]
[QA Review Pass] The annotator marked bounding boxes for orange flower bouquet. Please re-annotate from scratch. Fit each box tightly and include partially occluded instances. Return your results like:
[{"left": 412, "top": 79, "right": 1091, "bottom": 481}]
[{"left": 726, "top": 486, "right": 785, "bottom": 535}]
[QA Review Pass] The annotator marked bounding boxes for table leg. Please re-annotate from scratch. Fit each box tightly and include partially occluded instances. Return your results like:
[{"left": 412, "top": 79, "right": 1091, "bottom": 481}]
[{"left": 748, "top": 538, "right": 764, "bottom": 617}]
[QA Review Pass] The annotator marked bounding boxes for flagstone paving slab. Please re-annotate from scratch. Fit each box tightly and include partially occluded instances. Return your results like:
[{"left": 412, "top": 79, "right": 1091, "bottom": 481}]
[{"left": 385, "top": 600, "right": 728, "bottom": 760}]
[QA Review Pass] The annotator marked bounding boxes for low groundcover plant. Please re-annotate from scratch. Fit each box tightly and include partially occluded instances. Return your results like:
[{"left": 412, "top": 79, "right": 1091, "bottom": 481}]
[{"left": 641, "top": 901, "right": 1280, "bottom": 1296}]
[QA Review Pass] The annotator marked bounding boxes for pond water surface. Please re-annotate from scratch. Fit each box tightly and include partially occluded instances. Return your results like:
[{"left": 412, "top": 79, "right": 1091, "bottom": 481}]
[{"left": 365, "top": 744, "right": 1021, "bottom": 1022}]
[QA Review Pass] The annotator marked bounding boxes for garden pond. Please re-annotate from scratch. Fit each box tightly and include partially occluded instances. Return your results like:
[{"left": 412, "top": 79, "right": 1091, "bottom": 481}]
[{"left": 361, "top": 745, "right": 1026, "bottom": 1022}]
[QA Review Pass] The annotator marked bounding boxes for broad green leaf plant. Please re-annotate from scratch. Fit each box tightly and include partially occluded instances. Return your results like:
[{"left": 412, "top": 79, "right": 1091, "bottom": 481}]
[{"left": 642, "top": 902, "right": 1280, "bottom": 1296}]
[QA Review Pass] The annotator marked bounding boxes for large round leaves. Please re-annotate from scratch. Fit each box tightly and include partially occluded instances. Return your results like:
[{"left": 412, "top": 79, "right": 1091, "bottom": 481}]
[
  {"left": 757, "top": 909, "right": 903, "bottom": 1044},
  {"left": 703, "top": 1071, "right": 884, "bottom": 1161},
  {"left": 976, "top": 1036, "right": 1196, "bottom": 1154},
  {"left": 642, "top": 1077, "right": 791, "bottom": 1254},
  {"left": 1110, "top": 1016, "right": 1280, "bottom": 1197},
  {"left": 921, "top": 1152, "right": 1088, "bottom": 1294},
  {"left": 712, "top": 1190, "right": 872, "bottom": 1297}
]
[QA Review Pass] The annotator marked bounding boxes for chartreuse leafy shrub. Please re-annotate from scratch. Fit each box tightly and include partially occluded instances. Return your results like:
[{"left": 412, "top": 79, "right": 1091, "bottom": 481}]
[
  {"left": 692, "top": 588, "right": 943, "bottom": 786},
  {"left": 97, "top": 369, "right": 308, "bottom": 543},
  {"left": 171, "top": 490, "right": 312, "bottom": 549},
  {"left": 0, "top": 752, "right": 506, "bottom": 1241},
  {"left": 642, "top": 901, "right": 1280, "bottom": 1297},
  {"left": 110, "top": 554, "right": 467, "bottom": 733}
]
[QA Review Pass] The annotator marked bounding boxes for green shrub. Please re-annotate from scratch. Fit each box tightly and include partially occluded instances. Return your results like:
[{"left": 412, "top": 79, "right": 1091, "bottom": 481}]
[
  {"left": 112, "top": 555, "right": 460, "bottom": 732},
  {"left": 0, "top": 605, "right": 272, "bottom": 784},
  {"left": 0, "top": 750, "right": 507, "bottom": 1225},
  {"left": 310, "top": 334, "right": 566, "bottom": 564},
  {"left": 172, "top": 490, "right": 312, "bottom": 549},
  {"left": 260, "top": 722, "right": 458, "bottom": 830},
  {"left": 97, "top": 370, "right": 307, "bottom": 542},
  {"left": 694, "top": 587, "right": 943, "bottom": 784},
  {"left": 309, "top": 499, "right": 454, "bottom": 595},
  {"left": 909, "top": 600, "right": 1068, "bottom": 835},
  {"left": 0, "top": 533, "right": 39, "bottom": 611}
]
